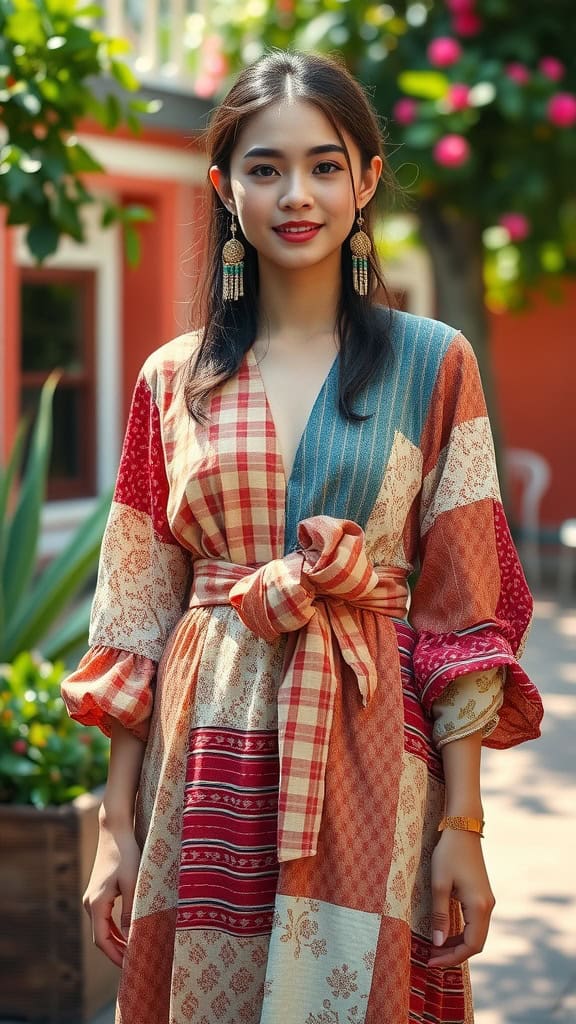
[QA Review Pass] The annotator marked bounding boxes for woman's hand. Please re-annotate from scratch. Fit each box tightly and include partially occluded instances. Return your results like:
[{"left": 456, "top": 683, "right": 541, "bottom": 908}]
[
  {"left": 428, "top": 829, "right": 495, "bottom": 968},
  {"left": 83, "top": 819, "right": 141, "bottom": 967}
]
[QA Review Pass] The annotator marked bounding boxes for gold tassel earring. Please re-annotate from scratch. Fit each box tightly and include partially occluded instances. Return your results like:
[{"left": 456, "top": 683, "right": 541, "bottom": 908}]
[
  {"left": 350, "top": 212, "right": 371, "bottom": 296},
  {"left": 222, "top": 213, "right": 245, "bottom": 301}
]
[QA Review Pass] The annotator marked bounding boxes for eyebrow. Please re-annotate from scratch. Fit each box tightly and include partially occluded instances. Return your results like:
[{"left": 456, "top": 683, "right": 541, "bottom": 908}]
[{"left": 242, "top": 144, "right": 347, "bottom": 159}]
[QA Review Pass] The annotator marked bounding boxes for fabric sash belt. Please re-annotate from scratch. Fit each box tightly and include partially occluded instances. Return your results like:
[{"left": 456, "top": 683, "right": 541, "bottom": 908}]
[{"left": 188, "top": 515, "right": 409, "bottom": 863}]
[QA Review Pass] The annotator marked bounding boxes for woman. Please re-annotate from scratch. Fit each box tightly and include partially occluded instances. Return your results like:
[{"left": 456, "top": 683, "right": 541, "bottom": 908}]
[{"left": 62, "top": 51, "right": 543, "bottom": 1024}]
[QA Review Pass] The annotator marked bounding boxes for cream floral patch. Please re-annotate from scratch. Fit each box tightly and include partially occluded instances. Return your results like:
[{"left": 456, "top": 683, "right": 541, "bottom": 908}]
[
  {"left": 90, "top": 502, "right": 190, "bottom": 660},
  {"left": 275, "top": 901, "right": 327, "bottom": 960},
  {"left": 420, "top": 416, "right": 501, "bottom": 536},
  {"left": 432, "top": 668, "right": 504, "bottom": 748},
  {"left": 410, "top": 773, "right": 446, "bottom": 937},
  {"left": 170, "top": 931, "right": 270, "bottom": 1024},
  {"left": 192, "top": 606, "right": 285, "bottom": 731},
  {"left": 382, "top": 752, "right": 427, "bottom": 925},
  {"left": 260, "top": 897, "right": 380, "bottom": 1024},
  {"left": 364, "top": 430, "right": 422, "bottom": 569}
]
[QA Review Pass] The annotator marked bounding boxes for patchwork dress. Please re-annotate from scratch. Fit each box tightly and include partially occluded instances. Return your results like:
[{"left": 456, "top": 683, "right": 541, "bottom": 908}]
[{"left": 62, "top": 310, "right": 543, "bottom": 1024}]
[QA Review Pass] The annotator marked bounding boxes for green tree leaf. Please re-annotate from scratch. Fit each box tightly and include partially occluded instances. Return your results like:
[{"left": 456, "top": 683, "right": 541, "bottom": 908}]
[
  {"left": 398, "top": 71, "right": 449, "bottom": 101},
  {"left": 26, "top": 221, "right": 61, "bottom": 261},
  {"left": 0, "top": 0, "right": 148, "bottom": 264},
  {"left": 124, "top": 222, "right": 141, "bottom": 267},
  {"left": 110, "top": 58, "right": 140, "bottom": 92}
]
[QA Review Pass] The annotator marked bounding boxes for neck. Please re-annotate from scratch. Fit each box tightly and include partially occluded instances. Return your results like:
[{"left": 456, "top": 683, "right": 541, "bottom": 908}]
[{"left": 256, "top": 254, "right": 341, "bottom": 346}]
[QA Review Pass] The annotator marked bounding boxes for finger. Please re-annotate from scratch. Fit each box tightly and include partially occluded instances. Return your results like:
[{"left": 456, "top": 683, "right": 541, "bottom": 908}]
[
  {"left": 91, "top": 900, "right": 127, "bottom": 968},
  {"left": 430, "top": 884, "right": 451, "bottom": 951},
  {"left": 459, "top": 893, "right": 494, "bottom": 959},
  {"left": 428, "top": 895, "right": 494, "bottom": 968},
  {"left": 428, "top": 939, "right": 474, "bottom": 969}
]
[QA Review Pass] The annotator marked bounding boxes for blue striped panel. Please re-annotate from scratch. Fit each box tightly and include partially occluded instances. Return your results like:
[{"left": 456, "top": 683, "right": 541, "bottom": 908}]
[{"left": 284, "top": 309, "right": 459, "bottom": 553}]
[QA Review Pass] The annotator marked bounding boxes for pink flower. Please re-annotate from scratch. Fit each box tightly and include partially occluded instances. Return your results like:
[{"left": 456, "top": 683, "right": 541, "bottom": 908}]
[
  {"left": 205, "top": 52, "right": 228, "bottom": 78},
  {"left": 499, "top": 213, "right": 531, "bottom": 242},
  {"left": 452, "top": 11, "right": 483, "bottom": 35},
  {"left": 505, "top": 63, "right": 530, "bottom": 86},
  {"left": 393, "top": 98, "right": 419, "bottom": 125},
  {"left": 195, "top": 74, "right": 219, "bottom": 98},
  {"left": 539, "top": 57, "right": 565, "bottom": 82},
  {"left": 547, "top": 92, "right": 576, "bottom": 127},
  {"left": 447, "top": 83, "right": 471, "bottom": 111},
  {"left": 203, "top": 34, "right": 223, "bottom": 55},
  {"left": 433, "top": 134, "right": 471, "bottom": 167},
  {"left": 195, "top": 34, "right": 229, "bottom": 96},
  {"left": 427, "top": 37, "right": 462, "bottom": 68},
  {"left": 446, "top": 0, "right": 475, "bottom": 11},
  {"left": 12, "top": 739, "right": 27, "bottom": 755}
]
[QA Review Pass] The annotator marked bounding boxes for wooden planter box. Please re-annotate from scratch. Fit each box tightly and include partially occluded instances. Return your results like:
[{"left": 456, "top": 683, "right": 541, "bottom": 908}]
[{"left": 0, "top": 791, "right": 119, "bottom": 1023}]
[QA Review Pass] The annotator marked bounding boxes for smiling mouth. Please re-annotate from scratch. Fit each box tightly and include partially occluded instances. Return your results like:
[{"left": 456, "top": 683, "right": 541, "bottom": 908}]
[{"left": 273, "top": 223, "right": 323, "bottom": 241}]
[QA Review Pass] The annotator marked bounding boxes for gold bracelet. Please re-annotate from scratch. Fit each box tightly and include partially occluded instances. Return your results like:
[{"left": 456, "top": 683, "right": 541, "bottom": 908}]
[{"left": 438, "top": 815, "right": 484, "bottom": 837}]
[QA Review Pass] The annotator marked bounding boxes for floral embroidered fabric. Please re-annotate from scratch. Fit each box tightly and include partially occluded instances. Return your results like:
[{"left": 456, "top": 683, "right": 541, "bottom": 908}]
[{"left": 431, "top": 668, "right": 504, "bottom": 748}]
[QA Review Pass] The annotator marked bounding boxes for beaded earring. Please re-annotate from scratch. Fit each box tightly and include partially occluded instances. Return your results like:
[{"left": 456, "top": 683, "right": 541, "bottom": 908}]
[
  {"left": 349, "top": 212, "right": 371, "bottom": 296},
  {"left": 222, "top": 214, "right": 245, "bottom": 301}
]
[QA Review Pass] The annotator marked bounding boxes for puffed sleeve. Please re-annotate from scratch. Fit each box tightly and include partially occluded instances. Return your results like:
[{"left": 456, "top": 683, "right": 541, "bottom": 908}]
[
  {"left": 61, "top": 370, "right": 191, "bottom": 739},
  {"left": 409, "top": 332, "right": 543, "bottom": 749}
]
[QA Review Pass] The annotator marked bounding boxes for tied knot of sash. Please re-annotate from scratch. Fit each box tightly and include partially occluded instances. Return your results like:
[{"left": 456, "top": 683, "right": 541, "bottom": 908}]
[
  {"left": 188, "top": 516, "right": 409, "bottom": 863},
  {"left": 229, "top": 517, "right": 381, "bottom": 705}
]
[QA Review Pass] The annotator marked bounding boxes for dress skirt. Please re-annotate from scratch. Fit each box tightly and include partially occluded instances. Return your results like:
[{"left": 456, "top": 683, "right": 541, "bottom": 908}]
[{"left": 116, "top": 604, "right": 473, "bottom": 1024}]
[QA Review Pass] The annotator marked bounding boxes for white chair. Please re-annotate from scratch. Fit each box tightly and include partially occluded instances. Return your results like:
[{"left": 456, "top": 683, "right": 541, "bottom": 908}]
[
  {"left": 504, "top": 448, "right": 551, "bottom": 587},
  {"left": 558, "top": 519, "right": 576, "bottom": 601}
]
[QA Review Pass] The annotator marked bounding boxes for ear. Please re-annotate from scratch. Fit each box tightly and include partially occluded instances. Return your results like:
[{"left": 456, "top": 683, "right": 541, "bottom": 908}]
[
  {"left": 209, "top": 165, "right": 236, "bottom": 213},
  {"left": 356, "top": 155, "right": 383, "bottom": 210}
]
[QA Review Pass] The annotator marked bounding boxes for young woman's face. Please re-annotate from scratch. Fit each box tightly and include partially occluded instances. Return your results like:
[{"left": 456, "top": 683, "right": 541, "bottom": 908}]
[{"left": 210, "top": 98, "right": 381, "bottom": 276}]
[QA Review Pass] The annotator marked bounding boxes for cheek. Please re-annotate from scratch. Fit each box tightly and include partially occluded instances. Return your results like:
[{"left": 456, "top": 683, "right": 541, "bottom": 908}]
[
  {"left": 323, "top": 179, "right": 357, "bottom": 220},
  {"left": 235, "top": 189, "right": 273, "bottom": 240}
]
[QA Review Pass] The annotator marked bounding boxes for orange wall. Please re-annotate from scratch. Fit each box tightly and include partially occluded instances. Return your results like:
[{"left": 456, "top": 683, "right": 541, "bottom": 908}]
[
  {"left": 74, "top": 170, "right": 207, "bottom": 424},
  {"left": 117, "top": 179, "right": 207, "bottom": 421},
  {"left": 0, "top": 214, "right": 19, "bottom": 461},
  {"left": 490, "top": 281, "right": 576, "bottom": 527},
  {"left": 0, "top": 169, "right": 207, "bottom": 456}
]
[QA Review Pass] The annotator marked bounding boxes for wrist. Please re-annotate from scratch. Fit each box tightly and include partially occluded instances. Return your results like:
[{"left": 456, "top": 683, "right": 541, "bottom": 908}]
[
  {"left": 445, "top": 797, "right": 483, "bottom": 818},
  {"left": 98, "top": 800, "right": 135, "bottom": 833},
  {"left": 438, "top": 814, "right": 485, "bottom": 837}
]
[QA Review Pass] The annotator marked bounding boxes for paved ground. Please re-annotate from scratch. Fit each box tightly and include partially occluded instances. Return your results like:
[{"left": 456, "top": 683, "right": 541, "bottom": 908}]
[
  {"left": 470, "top": 593, "right": 576, "bottom": 1024},
  {"left": 4, "top": 592, "right": 575, "bottom": 1024}
]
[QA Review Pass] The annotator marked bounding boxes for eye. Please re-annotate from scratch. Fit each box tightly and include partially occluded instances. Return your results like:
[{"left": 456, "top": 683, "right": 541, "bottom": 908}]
[
  {"left": 250, "top": 165, "right": 279, "bottom": 177},
  {"left": 314, "top": 161, "right": 342, "bottom": 175}
]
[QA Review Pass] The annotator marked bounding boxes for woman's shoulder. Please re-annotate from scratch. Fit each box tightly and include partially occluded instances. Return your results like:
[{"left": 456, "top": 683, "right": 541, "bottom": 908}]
[
  {"left": 140, "top": 330, "right": 202, "bottom": 397},
  {"left": 380, "top": 307, "right": 461, "bottom": 353},
  {"left": 375, "top": 306, "right": 471, "bottom": 379}
]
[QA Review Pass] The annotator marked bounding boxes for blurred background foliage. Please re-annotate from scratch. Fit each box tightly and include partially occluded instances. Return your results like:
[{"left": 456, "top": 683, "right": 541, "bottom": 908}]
[
  {"left": 0, "top": 652, "right": 109, "bottom": 806},
  {"left": 0, "top": 378, "right": 111, "bottom": 806},
  {"left": 0, "top": 0, "right": 156, "bottom": 262},
  {"left": 191, "top": 0, "right": 576, "bottom": 390},
  {"left": 0, "top": 375, "right": 110, "bottom": 665}
]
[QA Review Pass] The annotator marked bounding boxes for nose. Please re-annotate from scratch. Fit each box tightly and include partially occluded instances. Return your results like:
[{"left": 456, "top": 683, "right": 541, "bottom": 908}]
[{"left": 278, "top": 172, "right": 313, "bottom": 210}]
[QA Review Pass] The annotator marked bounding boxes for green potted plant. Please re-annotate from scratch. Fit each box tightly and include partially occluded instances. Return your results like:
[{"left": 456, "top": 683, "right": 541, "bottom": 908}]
[
  {"left": 0, "top": 654, "right": 117, "bottom": 1023},
  {"left": 0, "top": 379, "right": 117, "bottom": 1022}
]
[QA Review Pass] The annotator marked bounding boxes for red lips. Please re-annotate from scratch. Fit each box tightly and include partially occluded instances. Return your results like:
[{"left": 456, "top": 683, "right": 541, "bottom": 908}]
[{"left": 273, "top": 221, "right": 323, "bottom": 243}]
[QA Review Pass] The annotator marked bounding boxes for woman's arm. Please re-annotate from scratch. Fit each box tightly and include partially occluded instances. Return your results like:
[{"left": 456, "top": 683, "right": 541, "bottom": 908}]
[
  {"left": 428, "top": 729, "right": 495, "bottom": 968},
  {"left": 83, "top": 721, "right": 146, "bottom": 967}
]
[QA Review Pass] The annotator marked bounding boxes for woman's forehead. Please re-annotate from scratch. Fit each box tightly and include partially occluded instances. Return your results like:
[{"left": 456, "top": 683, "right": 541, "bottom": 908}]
[{"left": 232, "top": 98, "right": 356, "bottom": 159}]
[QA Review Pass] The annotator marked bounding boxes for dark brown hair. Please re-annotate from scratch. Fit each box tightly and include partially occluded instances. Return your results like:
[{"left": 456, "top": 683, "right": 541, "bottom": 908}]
[{"left": 185, "top": 50, "right": 399, "bottom": 422}]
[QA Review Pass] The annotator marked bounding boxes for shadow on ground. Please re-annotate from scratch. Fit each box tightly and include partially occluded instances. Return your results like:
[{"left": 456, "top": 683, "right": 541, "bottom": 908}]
[{"left": 473, "top": 911, "right": 576, "bottom": 1023}]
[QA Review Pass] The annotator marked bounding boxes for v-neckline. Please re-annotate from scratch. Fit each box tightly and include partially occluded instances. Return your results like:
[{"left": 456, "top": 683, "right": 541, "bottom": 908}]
[{"left": 246, "top": 345, "right": 339, "bottom": 487}]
